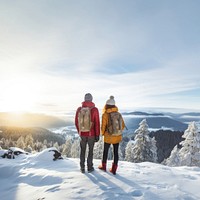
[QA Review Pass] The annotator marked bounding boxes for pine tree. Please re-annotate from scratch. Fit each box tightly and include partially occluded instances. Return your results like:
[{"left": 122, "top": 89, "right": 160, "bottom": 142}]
[
  {"left": 53, "top": 142, "right": 59, "bottom": 151},
  {"left": 71, "top": 139, "right": 80, "bottom": 158},
  {"left": 25, "top": 145, "right": 33, "bottom": 153},
  {"left": 93, "top": 137, "right": 103, "bottom": 159},
  {"left": 131, "top": 119, "right": 157, "bottom": 163},
  {"left": 179, "top": 121, "right": 200, "bottom": 166},
  {"left": 4, "top": 139, "right": 10, "bottom": 149},
  {"left": 165, "top": 121, "right": 200, "bottom": 167},
  {"left": 163, "top": 145, "right": 180, "bottom": 166},
  {"left": 125, "top": 140, "right": 135, "bottom": 162},
  {"left": 25, "top": 134, "right": 34, "bottom": 149},
  {"left": 62, "top": 138, "right": 72, "bottom": 157},
  {"left": 33, "top": 140, "right": 43, "bottom": 152},
  {"left": 43, "top": 139, "right": 48, "bottom": 147},
  {"left": 8, "top": 138, "right": 15, "bottom": 148},
  {"left": 151, "top": 137, "right": 158, "bottom": 163},
  {"left": 118, "top": 144, "right": 124, "bottom": 161},
  {"left": 16, "top": 136, "right": 25, "bottom": 150},
  {"left": 120, "top": 139, "right": 129, "bottom": 160},
  {"left": 0, "top": 138, "right": 6, "bottom": 149}
]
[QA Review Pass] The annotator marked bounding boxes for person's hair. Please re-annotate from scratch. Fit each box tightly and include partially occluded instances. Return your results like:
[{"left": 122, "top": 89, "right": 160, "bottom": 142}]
[
  {"left": 105, "top": 104, "right": 116, "bottom": 110},
  {"left": 103, "top": 104, "right": 116, "bottom": 113}
]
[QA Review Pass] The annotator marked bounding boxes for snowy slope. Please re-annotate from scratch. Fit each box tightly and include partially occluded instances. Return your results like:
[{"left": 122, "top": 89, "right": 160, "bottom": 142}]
[{"left": 1, "top": 150, "right": 200, "bottom": 200}]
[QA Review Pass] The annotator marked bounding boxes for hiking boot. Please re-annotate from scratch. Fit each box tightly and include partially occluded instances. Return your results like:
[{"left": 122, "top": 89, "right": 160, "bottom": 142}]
[
  {"left": 88, "top": 167, "right": 94, "bottom": 173},
  {"left": 98, "top": 162, "right": 106, "bottom": 171},
  {"left": 109, "top": 163, "right": 118, "bottom": 175},
  {"left": 80, "top": 168, "right": 85, "bottom": 173}
]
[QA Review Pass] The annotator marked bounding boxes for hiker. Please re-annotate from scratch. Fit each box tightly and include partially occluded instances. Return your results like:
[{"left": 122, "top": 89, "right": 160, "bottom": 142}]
[
  {"left": 75, "top": 93, "right": 100, "bottom": 173},
  {"left": 98, "top": 95, "right": 125, "bottom": 175}
]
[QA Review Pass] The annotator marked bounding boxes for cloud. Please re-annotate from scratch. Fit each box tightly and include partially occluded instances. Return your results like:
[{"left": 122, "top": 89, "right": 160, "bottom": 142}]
[{"left": 0, "top": 0, "right": 200, "bottom": 114}]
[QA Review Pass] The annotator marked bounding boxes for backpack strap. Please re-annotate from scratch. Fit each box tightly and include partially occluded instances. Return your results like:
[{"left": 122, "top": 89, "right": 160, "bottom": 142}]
[
  {"left": 106, "top": 112, "right": 114, "bottom": 134},
  {"left": 88, "top": 106, "right": 94, "bottom": 136}
]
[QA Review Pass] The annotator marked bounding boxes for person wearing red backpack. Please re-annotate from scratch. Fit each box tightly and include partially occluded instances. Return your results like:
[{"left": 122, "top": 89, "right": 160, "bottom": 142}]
[
  {"left": 75, "top": 93, "right": 100, "bottom": 173},
  {"left": 98, "top": 96, "right": 125, "bottom": 175}
]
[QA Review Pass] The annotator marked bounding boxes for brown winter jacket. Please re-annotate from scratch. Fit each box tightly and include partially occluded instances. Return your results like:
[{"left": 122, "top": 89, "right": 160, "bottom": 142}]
[
  {"left": 75, "top": 101, "right": 100, "bottom": 137},
  {"left": 101, "top": 106, "right": 125, "bottom": 144}
]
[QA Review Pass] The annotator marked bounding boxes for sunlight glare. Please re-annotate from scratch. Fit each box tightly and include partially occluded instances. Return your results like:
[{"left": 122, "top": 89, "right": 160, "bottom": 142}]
[{"left": 2, "top": 81, "right": 37, "bottom": 112}]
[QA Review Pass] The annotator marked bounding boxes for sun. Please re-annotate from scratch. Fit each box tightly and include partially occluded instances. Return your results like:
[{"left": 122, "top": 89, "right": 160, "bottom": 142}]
[{"left": 1, "top": 80, "right": 37, "bottom": 112}]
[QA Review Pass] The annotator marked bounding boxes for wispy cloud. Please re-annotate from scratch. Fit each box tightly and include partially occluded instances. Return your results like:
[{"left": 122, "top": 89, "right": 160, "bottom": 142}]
[{"left": 0, "top": 0, "right": 200, "bottom": 114}]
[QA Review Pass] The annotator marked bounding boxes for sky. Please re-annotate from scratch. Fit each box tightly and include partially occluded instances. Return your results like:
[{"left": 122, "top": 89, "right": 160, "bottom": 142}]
[
  {"left": 0, "top": 0, "right": 200, "bottom": 116},
  {"left": 1, "top": 148, "right": 200, "bottom": 200}
]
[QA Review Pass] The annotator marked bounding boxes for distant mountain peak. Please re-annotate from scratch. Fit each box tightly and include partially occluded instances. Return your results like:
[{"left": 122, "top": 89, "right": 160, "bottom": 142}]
[{"left": 122, "top": 111, "right": 164, "bottom": 116}]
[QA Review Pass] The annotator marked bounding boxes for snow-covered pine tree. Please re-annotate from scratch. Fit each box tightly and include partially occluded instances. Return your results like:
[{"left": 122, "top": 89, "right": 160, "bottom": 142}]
[
  {"left": 151, "top": 136, "right": 158, "bottom": 162},
  {"left": 118, "top": 143, "right": 124, "bottom": 161},
  {"left": 93, "top": 136, "right": 103, "bottom": 159},
  {"left": 163, "top": 145, "right": 180, "bottom": 166},
  {"left": 125, "top": 140, "right": 135, "bottom": 162},
  {"left": 179, "top": 121, "right": 200, "bottom": 166},
  {"left": 131, "top": 119, "right": 157, "bottom": 163},
  {"left": 8, "top": 138, "right": 15, "bottom": 148},
  {"left": 62, "top": 138, "right": 72, "bottom": 157},
  {"left": 71, "top": 139, "right": 80, "bottom": 158},
  {"left": 16, "top": 136, "right": 25, "bottom": 150},
  {"left": 165, "top": 121, "right": 200, "bottom": 167},
  {"left": 25, "top": 134, "right": 34, "bottom": 149},
  {"left": 33, "top": 140, "right": 43, "bottom": 152},
  {"left": 4, "top": 139, "right": 10, "bottom": 149},
  {"left": 53, "top": 142, "right": 59, "bottom": 150},
  {"left": 43, "top": 139, "right": 48, "bottom": 147},
  {"left": 119, "top": 138, "right": 128, "bottom": 159},
  {"left": 0, "top": 138, "right": 6, "bottom": 149}
]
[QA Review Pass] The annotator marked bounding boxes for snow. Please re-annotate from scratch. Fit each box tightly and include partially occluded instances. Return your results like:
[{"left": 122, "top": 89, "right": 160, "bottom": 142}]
[
  {"left": 1, "top": 149, "right": 200, "bottom": 200},
  {"left": 8, "top": 147, "right": 27, "bottom": 153},
  {"left": 148, "top": 126, "right": 174, "bottom": 132},
  {"left": 180, "top": 115, "right": 200, "bottom": 119}
]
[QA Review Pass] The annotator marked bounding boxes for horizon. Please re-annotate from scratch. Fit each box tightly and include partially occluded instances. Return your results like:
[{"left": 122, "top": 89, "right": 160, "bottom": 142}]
[
  {"left": 0, "top": 1, "right": 200, "bottom": 115},
  {"left": 1, "top": 106, "right": 200, "bottom": 117},
  {"left": 0, "top": 107, "right": 200, "bottom": 130}
]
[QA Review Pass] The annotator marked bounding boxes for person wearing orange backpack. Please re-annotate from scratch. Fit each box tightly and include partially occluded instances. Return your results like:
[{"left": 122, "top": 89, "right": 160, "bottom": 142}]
[
  {"left": 75, "top": 93, "right": 100, "bottom": 173},
  {"left": 98, "top": 96, "right": 125, "bottom": 175}
]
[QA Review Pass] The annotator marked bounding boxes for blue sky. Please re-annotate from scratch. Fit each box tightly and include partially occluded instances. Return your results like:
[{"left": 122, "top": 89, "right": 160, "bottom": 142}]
[{"left": 0, "top": 0, "right": 200, "bottom": 115}]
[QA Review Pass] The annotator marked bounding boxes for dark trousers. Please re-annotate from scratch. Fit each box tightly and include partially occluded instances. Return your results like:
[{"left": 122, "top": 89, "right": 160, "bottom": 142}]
[
  {"left": 102, "top": 142, "right": 119, "bottom": 165},
  {"left": 80, "top": 136, "right": 95, "bottom": 170}
]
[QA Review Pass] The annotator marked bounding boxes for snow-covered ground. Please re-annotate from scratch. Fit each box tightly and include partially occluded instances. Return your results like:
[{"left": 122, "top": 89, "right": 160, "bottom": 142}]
[{"left": 1, "top": 149, "right": 200, "bottom": 200}]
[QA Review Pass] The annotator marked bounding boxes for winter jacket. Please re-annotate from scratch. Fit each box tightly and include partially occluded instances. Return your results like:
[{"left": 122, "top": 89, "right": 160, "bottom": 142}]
[
  {"left": 75, "top": 101, "right": 100, "bottom": 137},
  {"left": 101, "top": 106, "right": 125, "bottom": 144}
]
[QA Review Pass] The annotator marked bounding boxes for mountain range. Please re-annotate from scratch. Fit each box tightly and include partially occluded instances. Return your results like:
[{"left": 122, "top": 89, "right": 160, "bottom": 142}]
[
  {"left": 0, "top": 111, "right": 200, "bottom": 132},
  {"left": 122, "top": 111, "right": 200, "bottom": 132}
]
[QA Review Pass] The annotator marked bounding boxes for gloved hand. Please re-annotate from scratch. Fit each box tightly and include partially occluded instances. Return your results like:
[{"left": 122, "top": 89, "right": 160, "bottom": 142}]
[{"left": 95, "top": 136, "right": 99, "bottom": 142}]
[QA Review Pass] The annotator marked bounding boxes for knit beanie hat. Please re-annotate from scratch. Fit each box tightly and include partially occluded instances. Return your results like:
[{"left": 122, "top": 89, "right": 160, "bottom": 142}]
[
  {"left": 106, "top": 95, "right": 115, "bottom": 105},
  {"left": 84, "top": 93, "right": 93, "bottom": 102}
]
